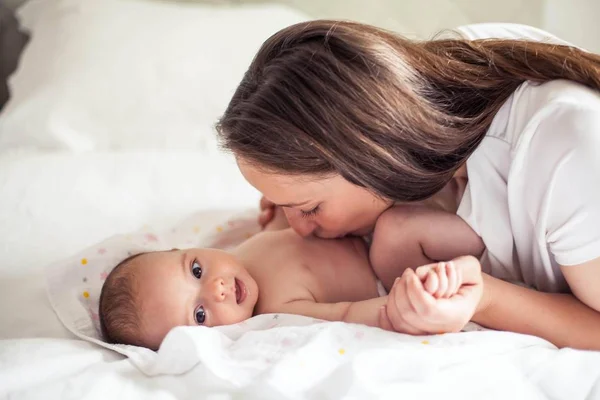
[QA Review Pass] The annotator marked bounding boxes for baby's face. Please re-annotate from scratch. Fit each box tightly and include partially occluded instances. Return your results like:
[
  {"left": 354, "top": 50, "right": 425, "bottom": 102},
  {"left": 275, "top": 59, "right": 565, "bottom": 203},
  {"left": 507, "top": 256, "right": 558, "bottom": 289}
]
[{"left": 131, "top": 248, "right": 258, "bottom": 349}]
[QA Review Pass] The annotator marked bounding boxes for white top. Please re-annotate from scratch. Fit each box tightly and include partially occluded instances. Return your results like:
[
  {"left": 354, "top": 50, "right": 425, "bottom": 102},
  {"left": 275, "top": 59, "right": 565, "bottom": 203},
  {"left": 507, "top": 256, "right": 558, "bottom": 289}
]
[
  {"left": 456, "top": 80, "right": 600, "bottom": 292},
  {"left": 456, "top": 23, "right": 572, "bottom": 47},
  {"left": 450, "top": 23, "right": 600, "bottom": 292}
]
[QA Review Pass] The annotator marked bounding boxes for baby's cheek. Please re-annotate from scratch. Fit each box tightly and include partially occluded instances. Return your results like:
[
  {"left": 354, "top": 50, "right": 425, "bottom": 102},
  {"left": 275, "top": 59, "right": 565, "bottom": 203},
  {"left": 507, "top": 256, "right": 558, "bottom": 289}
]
[{"left": 212, "top": 305, "right": 251, "bottom": 326}]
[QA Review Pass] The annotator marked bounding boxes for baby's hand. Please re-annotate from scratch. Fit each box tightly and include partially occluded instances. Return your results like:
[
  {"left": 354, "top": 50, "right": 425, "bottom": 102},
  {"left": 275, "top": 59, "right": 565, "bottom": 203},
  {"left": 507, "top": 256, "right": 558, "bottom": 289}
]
[
  {"left": 379, "top": 256, "right": 482, "bottom": 335},
  {"left": 420, "top": 261, "right": 461, "bottom": 299}
]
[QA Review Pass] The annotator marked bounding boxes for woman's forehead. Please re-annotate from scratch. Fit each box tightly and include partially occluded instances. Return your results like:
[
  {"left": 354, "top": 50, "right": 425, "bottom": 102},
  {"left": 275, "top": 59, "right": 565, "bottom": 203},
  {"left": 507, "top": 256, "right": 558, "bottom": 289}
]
[
  {"left": 263, "top": 177, "right": 336, "bottom": 206},
  {"left": 239, "top": 161, "right": 314, "bottom": 189},
  {"left": 241, "top": 158, "right": 338, "bottom": 185},
  {"left": 235, "top": 159, "right": 355, "bottom": 207}
]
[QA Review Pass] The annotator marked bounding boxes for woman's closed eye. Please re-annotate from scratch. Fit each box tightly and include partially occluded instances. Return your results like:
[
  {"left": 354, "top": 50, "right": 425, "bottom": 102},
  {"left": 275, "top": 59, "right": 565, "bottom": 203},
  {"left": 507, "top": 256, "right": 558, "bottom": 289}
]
[
  {"left": 191, "top": 259, "right": 202, "bottom": 279},
  {"left": 300, "top": 205, "right": 320, "bottom": 218}
]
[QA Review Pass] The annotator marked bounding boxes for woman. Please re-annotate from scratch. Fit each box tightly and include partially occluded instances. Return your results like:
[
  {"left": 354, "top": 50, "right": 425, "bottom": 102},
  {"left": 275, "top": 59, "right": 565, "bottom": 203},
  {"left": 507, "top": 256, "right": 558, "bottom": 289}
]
[{"left": 216, "top": 21, "right": 600, "bottom": 350}]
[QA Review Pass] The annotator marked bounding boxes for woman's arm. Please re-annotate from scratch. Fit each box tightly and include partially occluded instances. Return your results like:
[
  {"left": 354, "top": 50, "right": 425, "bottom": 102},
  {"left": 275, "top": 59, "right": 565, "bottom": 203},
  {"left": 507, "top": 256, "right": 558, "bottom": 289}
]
[{"left": 474, "top": 257, "right": 600, "bottom": 350}]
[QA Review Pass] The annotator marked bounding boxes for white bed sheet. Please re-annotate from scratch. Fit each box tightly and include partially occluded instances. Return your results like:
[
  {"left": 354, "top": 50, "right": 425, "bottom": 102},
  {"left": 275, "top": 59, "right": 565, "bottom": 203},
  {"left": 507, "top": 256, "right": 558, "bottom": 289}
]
[{"left": 1, "top": 151, "right": 600, "bottom": 399}]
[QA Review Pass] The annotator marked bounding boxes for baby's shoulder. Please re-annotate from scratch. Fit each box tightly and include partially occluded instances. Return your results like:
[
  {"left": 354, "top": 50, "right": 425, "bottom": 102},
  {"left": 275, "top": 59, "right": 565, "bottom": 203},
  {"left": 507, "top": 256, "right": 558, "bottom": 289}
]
[
  {"left": 254, "top": 274, "right": 316, "bottom": 315},
  {"left": 373, "top": 204, "right": 442, "bottom": 238},
  {"left": 248, "top": 235, "right": 317, "bottom": 311}
]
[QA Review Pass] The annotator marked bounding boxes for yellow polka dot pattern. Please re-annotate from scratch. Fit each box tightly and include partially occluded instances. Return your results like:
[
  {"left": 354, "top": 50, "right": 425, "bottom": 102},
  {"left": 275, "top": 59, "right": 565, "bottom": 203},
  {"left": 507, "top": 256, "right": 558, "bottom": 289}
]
[
  {"left": 83, "top": 291, "right": 90, "bottom": 298},
  {"left": 81, "top": 258, "right": 88, "bottom": 265},
  {"left": 421, "top": 340, "right": 430, "bottom": 345},
  {"left": 338, "top": 348, "right": 345, "bottom": 355}
]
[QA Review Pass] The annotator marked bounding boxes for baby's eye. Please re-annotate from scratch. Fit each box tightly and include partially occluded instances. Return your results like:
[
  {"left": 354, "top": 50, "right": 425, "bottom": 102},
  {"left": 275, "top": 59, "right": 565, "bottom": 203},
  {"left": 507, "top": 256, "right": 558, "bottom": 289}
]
[
  {"left": 191, "top": 260, "right": 202, "bottom": 279},
  {"left": 194, "top": 306, "right": 206, "bottom": 325}
]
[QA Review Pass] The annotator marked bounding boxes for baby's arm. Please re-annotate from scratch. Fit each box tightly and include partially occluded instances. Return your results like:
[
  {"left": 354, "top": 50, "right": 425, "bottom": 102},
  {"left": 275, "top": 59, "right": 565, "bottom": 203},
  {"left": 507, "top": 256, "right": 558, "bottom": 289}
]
[
  {"left": 269, "top": 262, "right": 460, "bottom": 330},
  {"left": 273, "top": 296, "right": 388, "bottom": 328},
  {"left": 370, "top": 205, "right": 485, "bottom": 291}
]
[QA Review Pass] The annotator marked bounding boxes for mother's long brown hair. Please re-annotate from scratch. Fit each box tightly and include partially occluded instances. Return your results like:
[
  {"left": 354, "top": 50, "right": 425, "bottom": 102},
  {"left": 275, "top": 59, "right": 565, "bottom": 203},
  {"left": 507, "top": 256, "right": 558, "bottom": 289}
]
[{"left": 217, "top": 20, "right": 600, "bottom": 201}]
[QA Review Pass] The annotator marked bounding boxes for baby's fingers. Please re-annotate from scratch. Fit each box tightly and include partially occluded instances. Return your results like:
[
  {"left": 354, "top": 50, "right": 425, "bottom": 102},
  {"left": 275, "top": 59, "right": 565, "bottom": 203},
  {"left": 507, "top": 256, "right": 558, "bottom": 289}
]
[
  {"left": 444, "top": 262, "right": 459, "bottom": 298},
  {"left": 424, "top": 270, "right": 438, "bottom": 294},
  {"left": 407, "top": 271, "right": 436, "bottom": 317},
  {"left": 415, "top": 262, "right": 439, "bottom": 280},
  {"left": 434, "top": 262, "right": 449, "bottom": 298},
  {"left": 415, "top": 266, "right": 429, "bottom": 280}
]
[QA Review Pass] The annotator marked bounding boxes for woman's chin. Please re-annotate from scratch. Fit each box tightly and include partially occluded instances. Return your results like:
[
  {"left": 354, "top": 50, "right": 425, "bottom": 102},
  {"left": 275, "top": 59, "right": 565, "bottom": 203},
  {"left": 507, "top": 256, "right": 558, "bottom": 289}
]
[
  {"left": 349, "top": 226, "right": 373, "bottom": 237},
  {"left": 315, "top": 231, "right": 345, "bottom": 239},
  {"left": 316, "top": 227, "right": 372, "bottom": 239}
]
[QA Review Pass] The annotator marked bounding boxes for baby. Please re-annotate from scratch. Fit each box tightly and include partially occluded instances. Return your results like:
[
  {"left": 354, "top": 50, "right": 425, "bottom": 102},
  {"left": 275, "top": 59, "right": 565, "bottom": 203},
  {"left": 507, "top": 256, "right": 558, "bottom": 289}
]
[{"left": 99, "top": 209, "right": 482, "bottom": 350}]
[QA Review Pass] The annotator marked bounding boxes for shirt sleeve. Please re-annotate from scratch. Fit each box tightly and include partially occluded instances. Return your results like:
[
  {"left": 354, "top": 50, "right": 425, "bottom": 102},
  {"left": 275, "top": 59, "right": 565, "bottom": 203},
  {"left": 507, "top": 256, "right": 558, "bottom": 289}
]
[{"left": 533, "top": 102, "right": 600, "bottom": 266}]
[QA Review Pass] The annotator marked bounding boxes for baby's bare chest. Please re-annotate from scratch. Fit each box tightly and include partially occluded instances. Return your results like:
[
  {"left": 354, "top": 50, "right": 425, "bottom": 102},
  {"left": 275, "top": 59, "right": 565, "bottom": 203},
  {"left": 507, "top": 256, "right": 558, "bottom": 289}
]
[{"left": 252, "top": 238, "right": 379, "bottom": 311}]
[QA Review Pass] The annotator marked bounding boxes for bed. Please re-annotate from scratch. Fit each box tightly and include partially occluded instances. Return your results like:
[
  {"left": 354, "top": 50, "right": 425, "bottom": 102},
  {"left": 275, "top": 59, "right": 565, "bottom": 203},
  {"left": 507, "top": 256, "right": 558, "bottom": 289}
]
[{"left": 1, "top": 0, "right": 600, "bottom": 398}]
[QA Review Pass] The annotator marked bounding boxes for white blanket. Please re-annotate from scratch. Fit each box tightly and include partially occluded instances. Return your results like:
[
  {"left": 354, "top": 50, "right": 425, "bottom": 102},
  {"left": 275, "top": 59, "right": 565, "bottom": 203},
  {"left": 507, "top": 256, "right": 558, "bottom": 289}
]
[{"left": 3, "top": 315, "right": 600, "bottom": 399}]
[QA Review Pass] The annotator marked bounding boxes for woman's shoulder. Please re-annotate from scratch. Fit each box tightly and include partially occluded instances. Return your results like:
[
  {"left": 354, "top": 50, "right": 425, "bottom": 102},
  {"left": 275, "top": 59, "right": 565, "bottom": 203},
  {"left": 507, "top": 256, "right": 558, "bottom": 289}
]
[
  {"left": 525, "top": 81, "right": 600, "bottom": 143},
  {"left": 489, "top": 80, "right": 600, "bottom": 145},
  {"left": 532, "top": 80, "right": 600, "bottom": 108},
  {"left": 503, "top": 81, "right": 600, "bottom": 193},
  {"left": 456, "top": 23, "right": 572, "bottom": 46}
]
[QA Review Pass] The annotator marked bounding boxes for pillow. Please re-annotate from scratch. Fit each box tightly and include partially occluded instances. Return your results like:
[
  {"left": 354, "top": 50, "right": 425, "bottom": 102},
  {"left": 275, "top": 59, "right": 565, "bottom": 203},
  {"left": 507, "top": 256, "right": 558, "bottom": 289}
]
[
  {"left": 0, "top": 0, "right": 308, "bottom": 151},
  {"left": 0, "top": 3, "right": 29, "bottom": 110}
]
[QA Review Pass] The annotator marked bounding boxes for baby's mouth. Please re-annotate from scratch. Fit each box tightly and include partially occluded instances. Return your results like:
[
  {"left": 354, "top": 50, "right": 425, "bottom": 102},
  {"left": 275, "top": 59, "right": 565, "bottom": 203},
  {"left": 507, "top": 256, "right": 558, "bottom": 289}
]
[{"left": 235, "top": 278, "right": 247, "bottom": 304}]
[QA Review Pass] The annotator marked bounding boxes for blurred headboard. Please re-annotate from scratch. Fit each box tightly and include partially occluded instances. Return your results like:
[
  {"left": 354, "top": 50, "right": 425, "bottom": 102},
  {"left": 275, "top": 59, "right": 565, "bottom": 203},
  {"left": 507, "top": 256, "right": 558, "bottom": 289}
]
[
  {"left": 2, "top": 0, "right": 29, "bottom": 10},
  {"left": 159, "top": 0, "right": 549, "bottom": 41},
  {"left": 0, "top": 2, "right": 29, "bottom": 110}
]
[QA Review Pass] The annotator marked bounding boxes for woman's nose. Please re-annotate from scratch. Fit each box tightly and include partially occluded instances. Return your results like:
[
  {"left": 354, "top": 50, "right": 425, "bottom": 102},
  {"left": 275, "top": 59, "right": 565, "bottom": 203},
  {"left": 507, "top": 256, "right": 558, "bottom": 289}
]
[{"left": 285, "top": 209, "right": 317, "bottom": 238}]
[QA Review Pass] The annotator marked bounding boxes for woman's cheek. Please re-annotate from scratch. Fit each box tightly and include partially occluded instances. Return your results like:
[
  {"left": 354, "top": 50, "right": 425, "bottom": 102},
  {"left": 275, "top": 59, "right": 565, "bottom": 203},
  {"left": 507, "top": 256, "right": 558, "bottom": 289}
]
[{"left": 328, "top": 212, "right": 352, "bottom": 231}]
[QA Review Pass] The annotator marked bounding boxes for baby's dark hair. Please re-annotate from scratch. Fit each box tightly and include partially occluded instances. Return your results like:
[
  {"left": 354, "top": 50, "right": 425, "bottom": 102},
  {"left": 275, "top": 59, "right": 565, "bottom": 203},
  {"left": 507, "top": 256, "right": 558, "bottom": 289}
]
[{"left": 98, "top": 253, "right": 146, "bottom": 346}]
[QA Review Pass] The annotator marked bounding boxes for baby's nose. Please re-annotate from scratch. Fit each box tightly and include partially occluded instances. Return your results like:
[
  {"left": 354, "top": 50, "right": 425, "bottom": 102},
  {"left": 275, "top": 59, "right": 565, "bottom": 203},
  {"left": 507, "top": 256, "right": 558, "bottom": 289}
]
[{"left": 210, "top": 278, "right": 226, "bottom": 302}]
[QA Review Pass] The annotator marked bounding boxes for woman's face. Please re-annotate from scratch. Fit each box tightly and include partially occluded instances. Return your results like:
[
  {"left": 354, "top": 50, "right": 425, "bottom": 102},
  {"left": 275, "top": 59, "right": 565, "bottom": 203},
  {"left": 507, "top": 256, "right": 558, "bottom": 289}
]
[{"left": 238, "top": 159, "right": 393, "bottom": 238}]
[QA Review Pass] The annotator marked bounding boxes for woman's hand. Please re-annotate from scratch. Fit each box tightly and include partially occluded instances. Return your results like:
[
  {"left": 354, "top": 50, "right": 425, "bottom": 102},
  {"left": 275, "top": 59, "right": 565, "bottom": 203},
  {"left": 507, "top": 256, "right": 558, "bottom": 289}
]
[
  {"left": 378, "top": 256, "right": 483, "bottom": 335},
  {"left": 259, "top": 196, "right": 290, "bottom": 230},
  {"left": 258, "top": 196, "right": 276, "bottom": 228}
]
